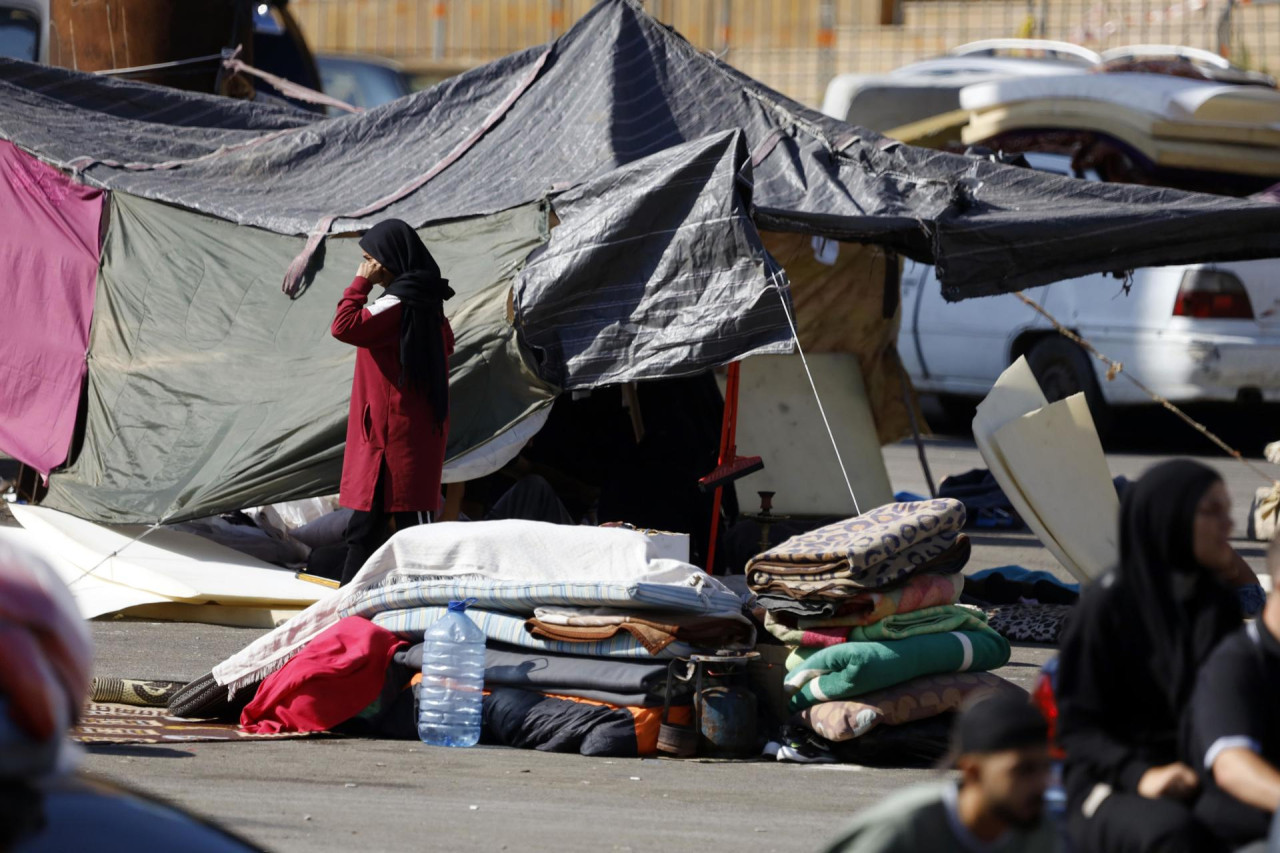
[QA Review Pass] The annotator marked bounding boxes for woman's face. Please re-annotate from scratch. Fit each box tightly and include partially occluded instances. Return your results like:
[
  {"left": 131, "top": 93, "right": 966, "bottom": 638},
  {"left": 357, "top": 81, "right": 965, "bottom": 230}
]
[
  {"left": 1192, "top": 480, "right": 1235, "bottom": 578},
  {"left": 361, "top": 251, "right": 392, "bottom": 286}
]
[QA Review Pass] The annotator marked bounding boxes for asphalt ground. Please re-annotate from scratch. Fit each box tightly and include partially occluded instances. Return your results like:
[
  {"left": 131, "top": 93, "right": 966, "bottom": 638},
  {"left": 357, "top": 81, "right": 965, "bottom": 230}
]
[
  {"left": 76, "top": 619, "right": 1055, "bottom": 853},
  {"left": 8, "top": 406, "right": 1278, "bottom": 852}
]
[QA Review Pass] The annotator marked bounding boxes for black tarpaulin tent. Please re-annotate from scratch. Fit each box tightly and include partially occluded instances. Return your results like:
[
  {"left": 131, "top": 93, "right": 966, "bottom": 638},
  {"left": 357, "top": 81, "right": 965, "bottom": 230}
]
[
  {"left": 5, "top": 0, "right": 1280, "bottom": 299},
  {"left": 4, "top": 0, "right": 1280, "bottom": 525}
]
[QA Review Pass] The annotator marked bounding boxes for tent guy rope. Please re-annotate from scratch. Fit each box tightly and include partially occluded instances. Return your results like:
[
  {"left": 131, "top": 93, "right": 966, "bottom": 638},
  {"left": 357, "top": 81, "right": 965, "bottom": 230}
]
[
  {"left": 221, "top": 48, "right": 364, "bottom": 115},
  {"left": 1013, "top": 289, "right": 1280, "bottom": 490},
  {"left": 93, "top": 47, "right": 363, "bottom": 116},
  {"left": 94, "top": 53, "right": 224, "bottom": 77},
  {"left": 769, "top": 266, "right": 863, "bottom": 516},
  {"left": 65, "top": 522, "right": 163, "bottom": 590}
]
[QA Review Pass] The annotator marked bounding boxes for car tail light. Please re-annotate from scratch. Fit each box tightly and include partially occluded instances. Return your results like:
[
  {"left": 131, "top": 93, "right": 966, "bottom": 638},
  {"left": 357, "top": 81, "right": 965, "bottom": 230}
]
[
  {"left": 1032, "top": 663, "right": 1066, "bottom": 760},
  {"left": 1173, "top": 269, "right": 1254, "bottom": 319}
]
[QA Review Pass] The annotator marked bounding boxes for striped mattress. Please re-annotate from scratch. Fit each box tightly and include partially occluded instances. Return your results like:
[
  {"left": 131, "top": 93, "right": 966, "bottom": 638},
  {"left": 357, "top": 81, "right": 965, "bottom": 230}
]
[
  {"left": 342, "top": 577, "right": 744, "bottom": 619},
  {"left": 371, "top": 606, "right": 695, "bottom": 659}
]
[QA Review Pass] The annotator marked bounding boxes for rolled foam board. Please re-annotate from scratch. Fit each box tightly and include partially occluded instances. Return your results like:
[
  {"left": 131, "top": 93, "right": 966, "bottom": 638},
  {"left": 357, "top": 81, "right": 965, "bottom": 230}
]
[
  {"left": 0, "top": 525, "right": 170, "bottom": 619},
  {"left": 972, "top": 358, "right": 1090, "bottom": 583},
  {"left": 9, "top": 504, "right": 325, "bottom": 610},
  {"left": 991, "top": 394, "right": 1119, "bottom": 581},
  {"left": 118, "top": 603, "right": 306, "bottom": 629}
]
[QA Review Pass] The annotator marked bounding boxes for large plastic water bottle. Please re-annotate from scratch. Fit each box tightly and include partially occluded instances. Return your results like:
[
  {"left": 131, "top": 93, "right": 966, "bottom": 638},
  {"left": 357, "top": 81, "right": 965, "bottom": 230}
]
[{"left": 417, "top": 598, "right": 486, "bottom": 747}]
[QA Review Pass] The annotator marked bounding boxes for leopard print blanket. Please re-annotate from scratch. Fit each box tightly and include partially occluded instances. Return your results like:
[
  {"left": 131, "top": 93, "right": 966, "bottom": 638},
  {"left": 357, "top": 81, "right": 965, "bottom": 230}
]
[
  {"left": 985, "top": 603, "right": 1073, "bottom": 645},
  {"left": 746, "top": 499, "right": 967, "bottom": 592}
]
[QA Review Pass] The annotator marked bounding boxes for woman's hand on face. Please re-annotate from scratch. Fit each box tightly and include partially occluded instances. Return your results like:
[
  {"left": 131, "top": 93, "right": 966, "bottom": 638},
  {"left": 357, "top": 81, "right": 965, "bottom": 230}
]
[
  {"left": 1137, "top": 762, "right": 1199, "bottom": 800},
  {"left": 358, "top": 258, "right": 384, "bottom": 284}
]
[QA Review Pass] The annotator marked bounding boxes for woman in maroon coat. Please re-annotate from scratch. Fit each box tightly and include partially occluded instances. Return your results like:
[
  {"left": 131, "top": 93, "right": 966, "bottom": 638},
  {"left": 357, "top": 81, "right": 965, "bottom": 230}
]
[{"left": 331, "top": 219, "right": 455, "bottom": 586}]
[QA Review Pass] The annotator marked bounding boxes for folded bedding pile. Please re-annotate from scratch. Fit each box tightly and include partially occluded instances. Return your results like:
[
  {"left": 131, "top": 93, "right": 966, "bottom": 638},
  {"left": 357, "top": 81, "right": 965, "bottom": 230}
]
[
  {"left": 380, "top": 643, "right": 692, "bottom": 756},
  {"left": 747, "top": 500, "right": 1018, "bottom": 762},
  {"left": 205, "top": 521, "right": 750, "bottom": 757}
]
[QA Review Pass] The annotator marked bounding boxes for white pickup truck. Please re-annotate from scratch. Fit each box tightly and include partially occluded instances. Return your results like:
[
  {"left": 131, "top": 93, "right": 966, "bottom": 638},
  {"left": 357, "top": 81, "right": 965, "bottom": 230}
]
[{"left": 900, "top": 254, "right": 1280, "bottom": 431}]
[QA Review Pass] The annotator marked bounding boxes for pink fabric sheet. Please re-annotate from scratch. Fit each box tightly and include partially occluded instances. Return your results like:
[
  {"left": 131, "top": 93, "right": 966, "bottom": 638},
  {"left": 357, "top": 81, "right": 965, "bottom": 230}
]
[{"left": 0, "top": 141, "right": 103, "bottom": 476}]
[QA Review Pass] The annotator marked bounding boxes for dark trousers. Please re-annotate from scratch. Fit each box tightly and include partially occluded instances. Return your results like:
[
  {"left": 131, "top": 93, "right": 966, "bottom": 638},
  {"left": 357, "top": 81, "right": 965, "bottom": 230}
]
[
  {"left": 1069, "top": 791, "right": 1224, "bottom": 853},
  {"left": 1234, "top": 807, "right": 1280, "bottom": 853},
  {"left": 340, "top": 468, "right": 431, "bottom": 586}
]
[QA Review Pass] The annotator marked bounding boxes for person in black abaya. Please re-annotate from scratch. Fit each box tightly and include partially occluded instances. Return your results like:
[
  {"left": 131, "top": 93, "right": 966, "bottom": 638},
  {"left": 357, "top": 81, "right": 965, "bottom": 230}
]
[{"left": 1057, "top": 460, "right": 1245, "bottom": 853}]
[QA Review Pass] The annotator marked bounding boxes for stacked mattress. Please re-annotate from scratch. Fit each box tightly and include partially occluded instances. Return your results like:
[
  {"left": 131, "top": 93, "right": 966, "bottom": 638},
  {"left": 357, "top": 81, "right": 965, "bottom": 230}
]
[{"left": 212, "top": 520, "right": 751, "bottom": 756}]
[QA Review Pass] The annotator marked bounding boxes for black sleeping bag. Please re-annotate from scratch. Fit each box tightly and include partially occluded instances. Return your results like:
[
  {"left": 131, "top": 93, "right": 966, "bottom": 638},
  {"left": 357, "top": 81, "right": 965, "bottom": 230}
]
[
  {"left": 344, "top": 680, "right": 645, "bottom": 757},
  {"left": 481, "top": 688, "right": 640, "bottom": 757},
  {"left": 833, "top": 713, "right": 956, "bottom": 768}
]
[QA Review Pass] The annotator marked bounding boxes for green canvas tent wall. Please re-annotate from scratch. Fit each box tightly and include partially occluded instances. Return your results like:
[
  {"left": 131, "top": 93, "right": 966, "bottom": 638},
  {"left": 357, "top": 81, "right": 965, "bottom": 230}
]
[{"left": 2, "top": 128, "right": 792, "bottom": 524}]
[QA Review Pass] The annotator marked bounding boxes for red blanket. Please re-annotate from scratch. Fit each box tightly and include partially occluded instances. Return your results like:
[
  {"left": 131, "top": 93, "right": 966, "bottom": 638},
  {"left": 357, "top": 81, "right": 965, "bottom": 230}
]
[{"left": 241, "top": 616, "right": 405, "bottom": 734}]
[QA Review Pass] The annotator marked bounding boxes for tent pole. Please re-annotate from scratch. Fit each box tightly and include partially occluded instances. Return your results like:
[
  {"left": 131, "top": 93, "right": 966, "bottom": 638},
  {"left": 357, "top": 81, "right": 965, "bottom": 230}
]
[
  {"left": 704, "top": 362, "right": 740, "bottom": 573},
  {"left": 899, "top": 361, "right": 937, "bottom": 498}
]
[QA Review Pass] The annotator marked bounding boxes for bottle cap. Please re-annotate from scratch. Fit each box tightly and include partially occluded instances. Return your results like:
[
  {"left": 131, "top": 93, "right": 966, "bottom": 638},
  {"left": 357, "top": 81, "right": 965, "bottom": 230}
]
[{"left": 447, "top": 598, "right": 477, "bottom": 613}]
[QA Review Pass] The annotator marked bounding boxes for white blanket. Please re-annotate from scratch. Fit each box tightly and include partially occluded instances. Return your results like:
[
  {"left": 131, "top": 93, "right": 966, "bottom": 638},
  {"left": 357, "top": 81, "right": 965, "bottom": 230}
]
[
  {"left": 356, "top": 519, "right": 704, "bottom": 584},
  {"left": 212, "top": 520, "right": 734, "bottom": 692}
]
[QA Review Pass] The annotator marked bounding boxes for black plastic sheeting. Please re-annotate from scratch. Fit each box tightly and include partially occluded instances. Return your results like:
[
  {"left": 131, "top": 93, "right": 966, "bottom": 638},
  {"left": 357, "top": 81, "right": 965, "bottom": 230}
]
[
  {"left": 4, "top": 1, "right": 1280, "bottom": 299},
  {"left": 515, "top": 131, "right": 792, "bottom": 389}
]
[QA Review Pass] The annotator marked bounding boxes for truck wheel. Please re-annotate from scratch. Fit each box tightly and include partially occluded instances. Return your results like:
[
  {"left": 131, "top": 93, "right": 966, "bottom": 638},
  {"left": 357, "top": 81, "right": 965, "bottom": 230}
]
[{"left": 1026, "top": 336, "right": 1114, "bottom": 439}]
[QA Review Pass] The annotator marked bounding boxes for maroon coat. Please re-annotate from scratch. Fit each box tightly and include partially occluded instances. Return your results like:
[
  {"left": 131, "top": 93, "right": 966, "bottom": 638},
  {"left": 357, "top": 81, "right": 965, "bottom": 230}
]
[{"left": 331, "top": 276, "right": 453, "bottom": 512}]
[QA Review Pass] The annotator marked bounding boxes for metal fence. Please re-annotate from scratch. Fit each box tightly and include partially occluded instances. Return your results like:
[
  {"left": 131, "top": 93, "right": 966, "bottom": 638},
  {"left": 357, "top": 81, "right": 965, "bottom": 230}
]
[{"left": 289, "top": 0, "right": 1280, "bottom": 106}]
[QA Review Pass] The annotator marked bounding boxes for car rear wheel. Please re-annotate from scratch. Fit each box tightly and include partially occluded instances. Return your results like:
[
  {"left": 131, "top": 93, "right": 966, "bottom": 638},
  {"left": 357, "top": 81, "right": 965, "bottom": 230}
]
[
  {"left": 1026, "top": 336, "right": 1113, "bottom": 438},
  {"left": 926, "top": 394, "right": 979, "bottom": 435}
]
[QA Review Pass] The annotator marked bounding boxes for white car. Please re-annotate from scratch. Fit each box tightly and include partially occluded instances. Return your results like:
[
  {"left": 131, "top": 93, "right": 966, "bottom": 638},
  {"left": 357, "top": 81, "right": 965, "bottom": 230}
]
[
  {"left": 900, "top": 248, "right": 1280, "bottom": 431},
  {"left": 898, "top": 146, "right": 1280, "bottom": 430}
]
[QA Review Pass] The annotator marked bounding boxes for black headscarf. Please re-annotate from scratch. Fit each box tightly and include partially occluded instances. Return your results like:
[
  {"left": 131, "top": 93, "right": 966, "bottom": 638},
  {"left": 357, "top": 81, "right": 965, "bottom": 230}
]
[
  {"left": 1117, "top": 459, "right": 1242, "bottom": 708},
  {"left": 952, "top": 692, "right": 1048, "bottom": 757},
  {"left": 358, "top": 219, "right": 455, "bottom": 425}
]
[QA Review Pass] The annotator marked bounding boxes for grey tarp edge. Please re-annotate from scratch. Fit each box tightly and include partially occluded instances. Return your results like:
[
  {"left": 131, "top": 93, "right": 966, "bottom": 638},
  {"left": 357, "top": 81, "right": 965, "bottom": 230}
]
[{"left": 5, "top": 1, "right": 1280, "bottom": 298}]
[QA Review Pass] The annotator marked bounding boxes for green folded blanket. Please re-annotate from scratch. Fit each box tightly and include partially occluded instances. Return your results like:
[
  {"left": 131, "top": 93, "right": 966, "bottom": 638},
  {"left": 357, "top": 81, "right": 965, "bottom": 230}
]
[
  {"left": 784, "top": 628, "right": 1011, "bottom": 712},
  {"left": 765, "top": 604, "right": 989, "bottom": 649}
]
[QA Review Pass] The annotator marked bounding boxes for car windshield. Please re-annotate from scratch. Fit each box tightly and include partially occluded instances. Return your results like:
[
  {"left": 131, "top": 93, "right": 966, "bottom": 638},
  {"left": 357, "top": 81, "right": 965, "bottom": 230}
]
[
  {"left": 0, "top": 8, "right": 38, "bottom": 62},
  {"left": 319, "top": 59, "right": 411, "bottom": 110}
]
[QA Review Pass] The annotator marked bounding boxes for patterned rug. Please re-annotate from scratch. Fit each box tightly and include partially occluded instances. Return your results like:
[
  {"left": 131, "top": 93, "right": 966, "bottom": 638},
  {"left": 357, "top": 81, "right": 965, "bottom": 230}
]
[{"left": 71, "top": 703, "right": 320, "bottom": 745}]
